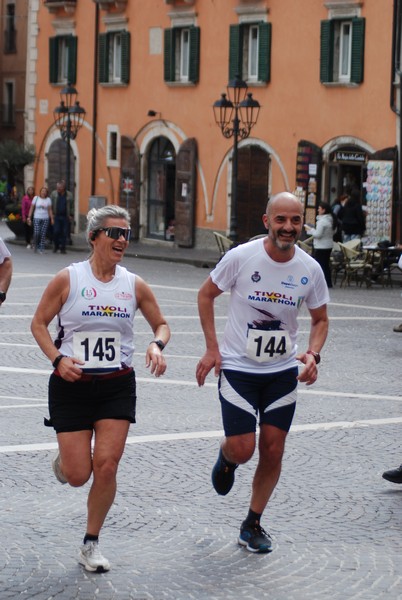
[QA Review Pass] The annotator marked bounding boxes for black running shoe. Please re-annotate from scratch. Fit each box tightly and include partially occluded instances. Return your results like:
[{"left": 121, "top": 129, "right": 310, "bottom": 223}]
[
  {"left": 238, "top": 521, "right": 272, "bottom": 553},
  {"left": 382, "top": 464, "right": 402, "bottom": 484},
  {"left": 211, "top": 448, "right": 238, "bottom": 495}
]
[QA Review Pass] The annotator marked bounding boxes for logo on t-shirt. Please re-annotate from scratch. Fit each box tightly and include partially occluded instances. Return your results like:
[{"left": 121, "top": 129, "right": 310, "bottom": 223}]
[
  {"left": 251, "top": 271, "right": 261, "bottom": 283},
  {"left": 81, "top": 286, "right": 97, "bottom": 300}
]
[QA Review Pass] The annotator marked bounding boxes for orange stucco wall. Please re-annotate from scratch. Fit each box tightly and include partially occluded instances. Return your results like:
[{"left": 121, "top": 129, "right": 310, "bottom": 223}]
[{"left": 33, "top": 0, "right": 397, "bottom": 244}]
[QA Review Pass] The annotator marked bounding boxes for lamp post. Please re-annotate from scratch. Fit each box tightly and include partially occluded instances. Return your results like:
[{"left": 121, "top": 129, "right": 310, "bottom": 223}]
[
  {"left": 213, "top": 76, "right": 261, "bottom": 242},
  {"left": 53, "top": 83, "right": 86, "bottom": 195}
]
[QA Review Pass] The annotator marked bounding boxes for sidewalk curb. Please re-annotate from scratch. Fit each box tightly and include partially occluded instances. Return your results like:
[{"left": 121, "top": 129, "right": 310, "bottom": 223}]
[{"left": 4, "top": 235, "right": 219, "bottom": 269}]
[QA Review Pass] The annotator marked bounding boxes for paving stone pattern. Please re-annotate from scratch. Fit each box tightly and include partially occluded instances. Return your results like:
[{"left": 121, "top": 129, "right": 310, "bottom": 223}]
[{"left": 1, "top": 224, "right": 402, "bottom": 599}]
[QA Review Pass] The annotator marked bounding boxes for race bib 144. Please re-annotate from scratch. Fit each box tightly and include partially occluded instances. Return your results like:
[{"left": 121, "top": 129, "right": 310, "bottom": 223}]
[{"left": 246, "top": 328, "right": 292, "bottom": 364}]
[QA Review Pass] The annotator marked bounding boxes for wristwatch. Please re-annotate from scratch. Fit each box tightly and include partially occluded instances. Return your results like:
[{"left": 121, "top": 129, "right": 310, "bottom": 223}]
[
  {"left": 0, "top": 291, "right": 6, "bottom": 303},
  {"left": 150, "top": 339, "right": 165, "bottom": 351},
  {"left": 306, "top": 350, "right": 321, "bottom": 364}
]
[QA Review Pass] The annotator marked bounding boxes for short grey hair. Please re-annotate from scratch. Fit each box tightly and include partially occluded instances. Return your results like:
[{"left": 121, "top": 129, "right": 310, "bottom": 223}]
[{"left": 86, "top": 204, "right": 131, "bottom": 247}]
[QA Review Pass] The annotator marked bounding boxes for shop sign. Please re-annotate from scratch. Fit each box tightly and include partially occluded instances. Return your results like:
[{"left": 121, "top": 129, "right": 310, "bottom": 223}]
[{"left": 335, "top": 151, "right": 366, "bottom": 163}]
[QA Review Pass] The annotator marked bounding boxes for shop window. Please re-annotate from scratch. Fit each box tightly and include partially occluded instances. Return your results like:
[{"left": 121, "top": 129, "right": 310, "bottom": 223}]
[
  {"left": 164, "top": 26, "right": 200, "bottom": 84},
  {"left": 229, "top": 22, "right": 271, "bottom": 83},
  {"left": 99, "top": 31, "right": 130, "bottom": 84},
  {"left": 320, "top": 18, "right": 365, "bottom": 84},
  {"left": 49, "top": 35, "right": 77, "bottom": 84}
]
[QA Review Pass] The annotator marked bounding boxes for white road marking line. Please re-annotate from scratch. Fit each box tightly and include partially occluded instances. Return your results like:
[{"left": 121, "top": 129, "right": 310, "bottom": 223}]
[
  {"left": 0, "top": 370, "right": 400, "bottom": 403},
  {"left": 1, "top": 417, "right": 402, "bottom": 454}
]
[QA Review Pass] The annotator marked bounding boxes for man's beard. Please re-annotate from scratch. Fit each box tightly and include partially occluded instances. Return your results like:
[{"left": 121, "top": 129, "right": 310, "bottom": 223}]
[{"left": 271, "top": 230, "right": 298, "bottom": 251}]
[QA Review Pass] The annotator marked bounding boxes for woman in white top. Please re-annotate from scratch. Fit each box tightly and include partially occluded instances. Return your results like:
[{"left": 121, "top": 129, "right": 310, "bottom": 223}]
[
  {"left": 31, "top": 205, "right": 170, "bottom": 573},
  {"left": 27, "top": 186, "right": 54, "bottom": 253},
  {"left": 304, "top": 202, "right": 335, "bottom": 288}
]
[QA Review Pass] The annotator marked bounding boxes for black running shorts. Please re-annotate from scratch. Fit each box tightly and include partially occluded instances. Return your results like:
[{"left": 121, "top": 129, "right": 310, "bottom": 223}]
[
  {"left": 218, "top": 367, "right": 298, "bottom": 437},
  {"left": 47, "top": 369, "right": 137, "bottom": 433}
]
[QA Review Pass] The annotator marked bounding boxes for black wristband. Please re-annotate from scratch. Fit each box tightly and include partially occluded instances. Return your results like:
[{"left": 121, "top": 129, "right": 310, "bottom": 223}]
[
  {"left": 306, "top": 350, "right": 321, "bottom": 364},
  {"left": 149, "top": 340, "right": 165, "bottom": 351},
  {"left": 52, "top": 354, "right": 65, "bottom": 369}
]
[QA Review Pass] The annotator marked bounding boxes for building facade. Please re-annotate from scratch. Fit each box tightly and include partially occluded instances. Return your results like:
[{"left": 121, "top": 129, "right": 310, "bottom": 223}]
[{"left": 28, "top": 0, "right": 399, "bottom": 247}]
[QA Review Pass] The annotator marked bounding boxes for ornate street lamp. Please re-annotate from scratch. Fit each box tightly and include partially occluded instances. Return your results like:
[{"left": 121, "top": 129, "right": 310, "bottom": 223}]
[
  {"left": 213, "top": 76, "right": 261, "bottom": 242},
  {"left": 53, "top": 83, "right": 86, "bottom": 195}
]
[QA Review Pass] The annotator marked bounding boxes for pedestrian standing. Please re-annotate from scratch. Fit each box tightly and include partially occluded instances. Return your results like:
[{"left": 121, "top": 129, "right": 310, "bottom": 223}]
[
  {"left": 50, "top": 180, "right": 73, "bottom": 254},
  {"left": 196, "top": 192, "right": 329, "bottom": 553},
  {"left": 304, "top": 202, "right": 336, "bottom": 288},
  {"left": 28, "top": 186, "right": 54, "bottom": 253},
  {"left": 338, "top": 189, "right": 366, "bottom": 242},
  {"left": 31, "top": 205, "right": 170, "bottom": 573},
  {"left": 0, "top": 236, "right": 12, "bottom": 306},
  {"left": 21, "top": 186, "right": 35, "bottom": 248}
]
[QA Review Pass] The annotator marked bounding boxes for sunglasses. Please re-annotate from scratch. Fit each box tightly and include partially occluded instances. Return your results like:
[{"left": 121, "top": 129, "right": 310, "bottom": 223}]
[{"left": 98, "top": 227, "right": 131, "bottom": 241}]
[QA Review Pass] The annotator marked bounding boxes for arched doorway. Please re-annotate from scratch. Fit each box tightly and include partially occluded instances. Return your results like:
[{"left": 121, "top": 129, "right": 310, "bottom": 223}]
[
  {"left": 46, "top": 138, "right": 75, "bottom": 199},
  {"left": 147, "top": 137, "right": 176, "bottom": 240},
  {"left": 237, "top": 145, "right": 270, "bottom": 241}
]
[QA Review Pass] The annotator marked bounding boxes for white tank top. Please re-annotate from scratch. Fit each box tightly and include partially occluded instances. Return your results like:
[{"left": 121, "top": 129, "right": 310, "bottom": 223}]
[{"left": 55, "top": 261, "right": 137, "bottom": 372}]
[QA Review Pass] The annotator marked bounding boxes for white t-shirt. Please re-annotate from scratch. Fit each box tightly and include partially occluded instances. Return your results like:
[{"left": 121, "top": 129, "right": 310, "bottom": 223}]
[
  {"left": 211, "top": 239, "right": 330, "bottom": 373},
  {"left": 55, "top": 261, "right": 137, "bottom": 371},
  {"left": 0, "top": 237, "right": 11, "bottom": 264},
  {"left": 32, "top": 196, "right": 51, "bottom": 220}
]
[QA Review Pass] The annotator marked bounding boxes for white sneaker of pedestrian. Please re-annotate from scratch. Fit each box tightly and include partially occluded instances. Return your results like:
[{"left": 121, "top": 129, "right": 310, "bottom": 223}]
[
  {"left": 79, "top": 541, "right": 110, "bottom": 573},
  {"left": 52, "top": 453, "right": 67, "bottom": 484}
]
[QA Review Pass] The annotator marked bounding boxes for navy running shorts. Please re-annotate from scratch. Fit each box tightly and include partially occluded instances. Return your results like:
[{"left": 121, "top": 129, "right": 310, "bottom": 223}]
[
  {"left": 46, "top": 368, "right": 137, "bottom": 433},
  {"left": 218, "top": 367, "right": 298, "bottom": 437}
]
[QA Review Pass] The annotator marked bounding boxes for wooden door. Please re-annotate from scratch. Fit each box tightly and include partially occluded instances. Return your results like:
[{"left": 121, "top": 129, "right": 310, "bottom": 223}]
[{"left": 236, "top": 145, "right": 269, "bottom": 242}]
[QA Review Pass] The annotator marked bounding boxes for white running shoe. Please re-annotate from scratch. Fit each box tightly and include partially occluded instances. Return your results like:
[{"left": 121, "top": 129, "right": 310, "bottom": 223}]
[
  {"left": 79, "top": 541, "right": 110, "bottom": 572},
  {"left": 51, "top": 453, "right": 67, "bottom": 484}
]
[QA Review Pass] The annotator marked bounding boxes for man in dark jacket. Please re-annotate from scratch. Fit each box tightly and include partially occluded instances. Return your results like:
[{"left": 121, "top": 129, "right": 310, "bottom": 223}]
[{"left": 50, "top": 180, "right": 73, "bottom": 254}]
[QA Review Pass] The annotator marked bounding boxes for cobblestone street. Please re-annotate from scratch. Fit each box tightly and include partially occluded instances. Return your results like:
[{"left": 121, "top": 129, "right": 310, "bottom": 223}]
[{"left": 1, "top": 228, "right": 402, "bottom": 599}]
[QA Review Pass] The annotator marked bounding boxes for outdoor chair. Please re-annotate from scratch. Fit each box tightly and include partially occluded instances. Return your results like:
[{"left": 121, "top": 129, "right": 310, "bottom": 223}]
[
  {"left": 330, "top": 242, "right": 345, "bottom": 286},
  {"left": 338, "top": 243, "right": 372, "bottom": 288},
  {"left": 213, "top": 231, "right": 233, "bottom": 257},
  {"left": 296, "top": 236, "right": 313, "bottom": 255}
]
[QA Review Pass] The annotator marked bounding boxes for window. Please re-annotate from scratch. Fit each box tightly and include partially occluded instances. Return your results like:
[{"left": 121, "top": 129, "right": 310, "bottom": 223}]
[
  {"left": 49, "top": 35, "right": 77, "bottom": 84},
  {"left": 2, "top": 81, "right": 15, "bottom": 126},
  {"left": 4, "top": 3, "right": 16, "bottom": 54},
  {"left": 229, "top": 22, "right": 271, "bottom": 84},
  {"left": 164, "top": 26, "right": 200, "bottom": 83},
  {"left": 320, "top": 18, "right": 365, "bottom": 84},
  {"left": 99, "top": 31, "right": 130, "bottom": 84}
]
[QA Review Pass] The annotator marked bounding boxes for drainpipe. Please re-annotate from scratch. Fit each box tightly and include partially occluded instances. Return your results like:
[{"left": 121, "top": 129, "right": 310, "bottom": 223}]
[
  {"left": 391, "top": 0, "right": 402, "bottom": 240},
  {"left": 91, "top": 2, "right": 100, "bottom": 196}
]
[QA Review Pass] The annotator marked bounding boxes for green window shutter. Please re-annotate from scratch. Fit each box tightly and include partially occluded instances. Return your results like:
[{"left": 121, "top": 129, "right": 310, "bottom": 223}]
[
  {"left": 49, "top": 37, "right": 58, "bottom": 83},
  {"left": 120, "top": 30, "right": 130, "bottom": 84},
  {"left": 229, "top": 24, "right": 243, "bottom": 81},
  {"left": 164, "top": 28, "right": 175, "bottom": 82},
  {"left": 320, "top": 20, "right": 334, "bottom": 83},
  {"left": 188, "top": 26, "right": 200, "bottom": 83},
  {"left": 350, "top": 17, "right": 365, "bottom": 84},
  {"left": 98, "top": 33, "right": 109, "bottom": 83},
  {"left": 66, "top": 36, "right": 77, "bottom": 84},
  {"left": 258, "top": 22, "right": 271, "bottom": 83}
]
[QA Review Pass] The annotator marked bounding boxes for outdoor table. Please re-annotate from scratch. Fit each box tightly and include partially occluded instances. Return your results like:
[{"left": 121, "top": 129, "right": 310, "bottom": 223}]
[{"left": 363, "top": 245, "right": 399, "bottom": 286}]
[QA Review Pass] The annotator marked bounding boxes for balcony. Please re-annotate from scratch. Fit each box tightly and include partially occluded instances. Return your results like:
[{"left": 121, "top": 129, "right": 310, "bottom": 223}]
[
  {"left": 44, "top": 0, "right": 77, "bottom": 14},
  {"left": 93, "top": 0, "right": 128, "bottom": 10}
]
